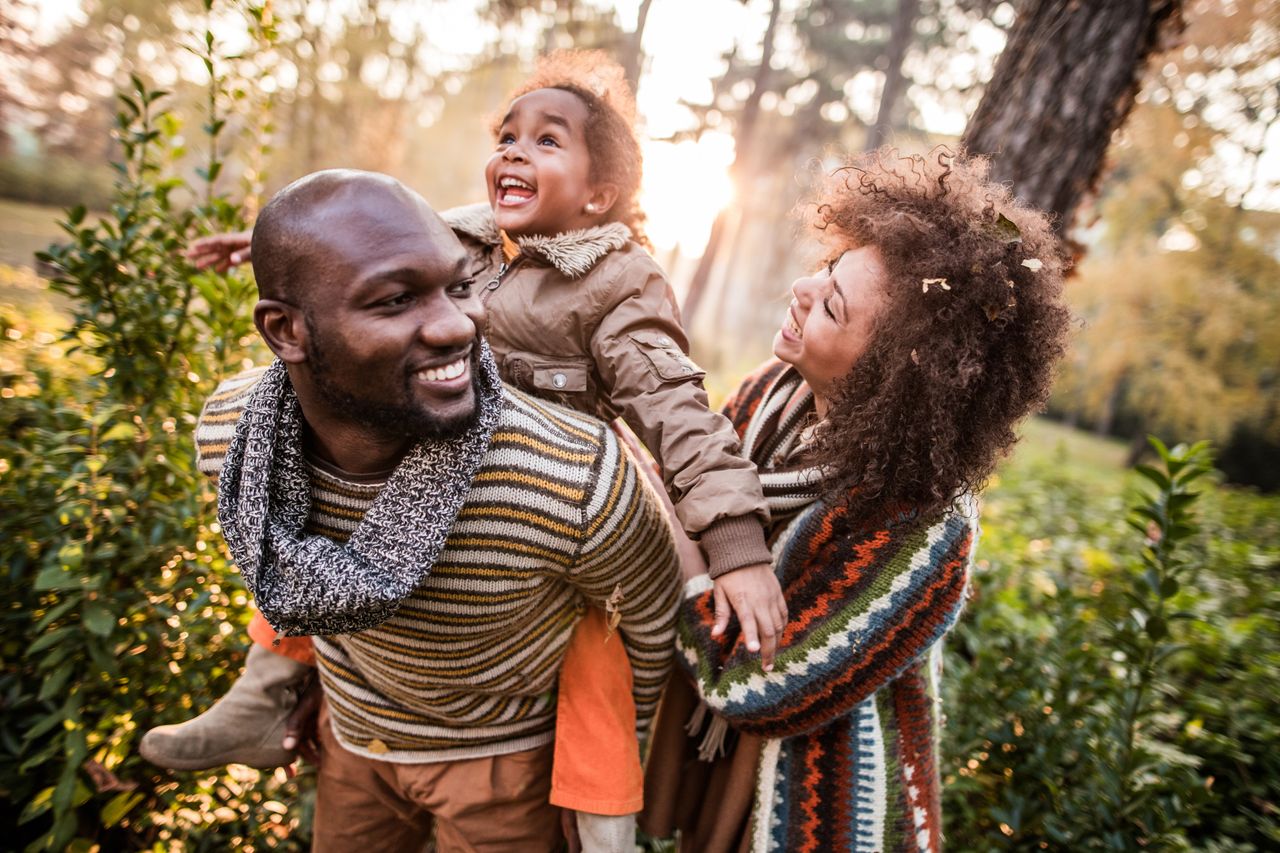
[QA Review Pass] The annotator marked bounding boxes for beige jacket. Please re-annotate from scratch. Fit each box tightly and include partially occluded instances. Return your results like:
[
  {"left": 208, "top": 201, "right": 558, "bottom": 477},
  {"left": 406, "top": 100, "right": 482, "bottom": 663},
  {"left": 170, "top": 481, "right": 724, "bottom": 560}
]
[{"left": 443, "top": 204, "right": 770, "bottom": 575}]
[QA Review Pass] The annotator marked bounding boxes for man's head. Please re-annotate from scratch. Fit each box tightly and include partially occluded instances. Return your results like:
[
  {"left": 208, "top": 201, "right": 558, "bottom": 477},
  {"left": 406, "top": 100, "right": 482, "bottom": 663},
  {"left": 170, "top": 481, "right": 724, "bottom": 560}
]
[{"left": 251, "top": 170, "right": 486, "bottom": 451}]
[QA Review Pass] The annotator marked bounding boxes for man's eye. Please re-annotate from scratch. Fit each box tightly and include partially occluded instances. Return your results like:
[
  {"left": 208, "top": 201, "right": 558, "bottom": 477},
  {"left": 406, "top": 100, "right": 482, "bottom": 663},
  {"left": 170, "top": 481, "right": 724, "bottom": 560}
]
[
  {"left": 382, "top": 292, "right": 413, "bottom": 308},
  {"left": 447, "top": 279, "right": 475, "bottom": 297}
]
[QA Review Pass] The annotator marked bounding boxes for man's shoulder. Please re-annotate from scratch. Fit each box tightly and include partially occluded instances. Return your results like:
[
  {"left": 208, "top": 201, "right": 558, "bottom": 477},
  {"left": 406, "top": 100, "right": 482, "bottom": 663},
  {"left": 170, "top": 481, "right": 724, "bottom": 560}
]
[
  {"left": 195, "top": 367, "right": 268, "bottom": 477},
  {"left": 493, "top": 384, "right": 612, "bottom": 458}
]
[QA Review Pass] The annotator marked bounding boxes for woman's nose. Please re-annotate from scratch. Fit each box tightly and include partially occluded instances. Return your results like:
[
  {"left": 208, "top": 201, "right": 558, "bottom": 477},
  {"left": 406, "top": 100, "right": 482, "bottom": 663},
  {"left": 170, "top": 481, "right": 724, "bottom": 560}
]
[{"left": 791, "top": 274, "right": 819, "bottom": 306}]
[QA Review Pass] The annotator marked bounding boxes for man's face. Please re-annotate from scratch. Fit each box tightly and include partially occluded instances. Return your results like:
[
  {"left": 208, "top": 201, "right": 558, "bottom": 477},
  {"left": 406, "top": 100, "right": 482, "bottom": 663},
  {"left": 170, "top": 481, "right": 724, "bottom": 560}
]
[{"left": 301, "top": 189, "right": 487, "bottom": 442}]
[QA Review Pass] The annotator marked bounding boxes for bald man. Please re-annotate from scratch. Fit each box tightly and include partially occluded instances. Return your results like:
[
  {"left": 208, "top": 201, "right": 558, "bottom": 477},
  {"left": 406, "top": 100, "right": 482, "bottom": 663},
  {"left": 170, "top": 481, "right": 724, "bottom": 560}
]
[{"left": 148, "top": 171, "right": 678, "bottom": 851}]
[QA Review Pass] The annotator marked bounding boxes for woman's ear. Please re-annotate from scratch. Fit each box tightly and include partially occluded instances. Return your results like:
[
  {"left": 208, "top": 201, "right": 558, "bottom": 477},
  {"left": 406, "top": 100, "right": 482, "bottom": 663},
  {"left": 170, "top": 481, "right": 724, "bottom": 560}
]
[
  {"left": 584, "top": 183, "right": 620, "bottom": 217},
  {"left": 253, "top": 299, "right": 309, "bottom": 364}
]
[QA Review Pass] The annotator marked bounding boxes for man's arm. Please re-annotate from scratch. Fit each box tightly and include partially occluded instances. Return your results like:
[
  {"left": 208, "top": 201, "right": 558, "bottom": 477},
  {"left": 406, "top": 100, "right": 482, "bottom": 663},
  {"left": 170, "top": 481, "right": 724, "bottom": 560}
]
[{"left": 566, "top": 426, "right": 680, "bottom": 731}]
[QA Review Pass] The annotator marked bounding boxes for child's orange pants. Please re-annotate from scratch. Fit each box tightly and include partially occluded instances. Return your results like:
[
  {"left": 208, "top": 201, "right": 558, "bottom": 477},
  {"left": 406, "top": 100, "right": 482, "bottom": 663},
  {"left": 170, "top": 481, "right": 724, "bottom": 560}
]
[{"left": 247, "top": 603, "right": 642, "bottom": 815}]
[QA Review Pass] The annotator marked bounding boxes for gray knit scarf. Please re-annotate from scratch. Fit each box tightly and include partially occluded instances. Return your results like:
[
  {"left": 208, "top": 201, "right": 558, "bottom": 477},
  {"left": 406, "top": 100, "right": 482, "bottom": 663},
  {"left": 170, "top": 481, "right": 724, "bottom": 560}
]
[{"left": 217, "top": 343, "right": 504, "bottom": 637}]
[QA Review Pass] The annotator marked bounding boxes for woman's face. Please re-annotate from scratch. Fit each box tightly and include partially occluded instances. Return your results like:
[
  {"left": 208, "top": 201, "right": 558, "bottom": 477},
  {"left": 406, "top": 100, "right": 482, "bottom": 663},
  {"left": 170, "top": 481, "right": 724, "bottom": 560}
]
[{"left": 773, "top": 245, "right": 889, "bottom": 407}]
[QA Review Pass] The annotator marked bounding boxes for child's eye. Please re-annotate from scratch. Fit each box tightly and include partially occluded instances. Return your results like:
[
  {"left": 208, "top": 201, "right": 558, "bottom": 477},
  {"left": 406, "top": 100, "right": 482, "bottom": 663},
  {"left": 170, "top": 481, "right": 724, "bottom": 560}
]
[
  {"left": 497, "top": 132, "right": 515, "bottom": 145},
  {"left": 538, "top": 135, "right": 560, "bottom": 147}
]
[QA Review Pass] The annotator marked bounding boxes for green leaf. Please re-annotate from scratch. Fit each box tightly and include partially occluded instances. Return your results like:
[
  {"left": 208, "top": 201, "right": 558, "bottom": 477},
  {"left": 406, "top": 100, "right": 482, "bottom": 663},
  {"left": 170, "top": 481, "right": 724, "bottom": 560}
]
[
  {"left": 1159, "top": 577, "right": 1179, "bottom": 598},
  {"left": 17, "top": 787, "right": 54, "bottom": 825},
  {"left": 1146, "top": 435, "right": 1172, "bottom": 460},
  {"left": 1132, "top": 464, "right": 1170, "bottom": 491},
  {"left": 1146, "top": 615, "right": 1168, "bottom": 641},
  {"left": 994, "top": 213, "right": 1022, "bottom": 243},
  {"left": 82, "top": 603, "right": 116, "bottom": 637},
  {"left": 28, "top": 626, "right": 75, "bottom": 656},
  {"left": 101, "top": 791, "right": 145, "bottom": 828},
  {"left": 38, "top": 663, "right": 76, "bottom": 702}
]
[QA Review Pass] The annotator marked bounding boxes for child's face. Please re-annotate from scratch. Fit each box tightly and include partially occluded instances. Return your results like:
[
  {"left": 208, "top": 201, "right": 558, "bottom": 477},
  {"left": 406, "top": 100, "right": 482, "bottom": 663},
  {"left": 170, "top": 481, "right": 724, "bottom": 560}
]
[{"left": 485, "top": 88, "right": 608, "bottom": 238}]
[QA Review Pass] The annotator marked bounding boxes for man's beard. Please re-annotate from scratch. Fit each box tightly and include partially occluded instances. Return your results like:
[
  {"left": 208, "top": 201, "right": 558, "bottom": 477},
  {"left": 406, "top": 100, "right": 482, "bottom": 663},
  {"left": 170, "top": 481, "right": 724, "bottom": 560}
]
[{"left": 306, "top": 324, "right": 483, "bottom": 442}]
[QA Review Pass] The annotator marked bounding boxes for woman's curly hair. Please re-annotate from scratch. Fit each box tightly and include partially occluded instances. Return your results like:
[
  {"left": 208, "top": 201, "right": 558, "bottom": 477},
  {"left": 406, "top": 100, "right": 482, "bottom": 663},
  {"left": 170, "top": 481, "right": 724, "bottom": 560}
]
[
  {"left": 497, "top": 50, "right": 650, "bottom": 249},
  {"left": 805, "top": 147, "right": 1071, "bottom": 522}
]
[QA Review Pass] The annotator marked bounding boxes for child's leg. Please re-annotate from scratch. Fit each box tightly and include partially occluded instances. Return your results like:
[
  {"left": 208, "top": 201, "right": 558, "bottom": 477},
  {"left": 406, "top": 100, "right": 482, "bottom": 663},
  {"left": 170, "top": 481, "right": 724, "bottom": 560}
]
[
  {"left": 138, "top": 608, "right": 314, "bottom": 770},
  {"left": 552, "top": 606, "right": 642, "bottom": 851}
]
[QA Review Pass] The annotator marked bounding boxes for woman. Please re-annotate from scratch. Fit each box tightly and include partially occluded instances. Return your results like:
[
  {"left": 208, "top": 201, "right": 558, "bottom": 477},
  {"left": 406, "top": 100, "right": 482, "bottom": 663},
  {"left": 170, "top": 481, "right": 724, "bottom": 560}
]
[{"left": 640, "top": 148, "right": 1071, "bottom": 853}]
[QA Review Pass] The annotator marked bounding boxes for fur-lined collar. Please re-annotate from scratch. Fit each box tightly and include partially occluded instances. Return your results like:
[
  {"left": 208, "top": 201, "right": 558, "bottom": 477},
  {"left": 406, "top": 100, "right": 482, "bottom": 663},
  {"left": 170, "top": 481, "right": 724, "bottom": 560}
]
[{"left": 443, "top": 202, "right": 632, "bottom": 280}]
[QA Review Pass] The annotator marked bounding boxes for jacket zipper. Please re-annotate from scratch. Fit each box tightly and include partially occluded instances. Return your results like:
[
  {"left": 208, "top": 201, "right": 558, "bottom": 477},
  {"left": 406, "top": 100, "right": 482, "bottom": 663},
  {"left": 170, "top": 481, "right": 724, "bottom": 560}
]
[{"left": 483, "top": 254, "right": 524, "bottom": 301}]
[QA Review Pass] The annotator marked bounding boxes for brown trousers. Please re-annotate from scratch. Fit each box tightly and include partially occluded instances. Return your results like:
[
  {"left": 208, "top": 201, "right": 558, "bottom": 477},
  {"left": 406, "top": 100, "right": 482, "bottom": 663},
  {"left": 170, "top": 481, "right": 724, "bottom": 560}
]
[{"left": 313, "top": 710, "right": 562, "bottom": 853}]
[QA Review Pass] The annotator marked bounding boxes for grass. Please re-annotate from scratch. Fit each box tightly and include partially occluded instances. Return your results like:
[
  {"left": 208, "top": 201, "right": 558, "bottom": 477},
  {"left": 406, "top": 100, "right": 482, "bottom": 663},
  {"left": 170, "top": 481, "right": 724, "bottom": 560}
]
[{"left": 0, "top": 198, "right": 69, "bottom": 270}]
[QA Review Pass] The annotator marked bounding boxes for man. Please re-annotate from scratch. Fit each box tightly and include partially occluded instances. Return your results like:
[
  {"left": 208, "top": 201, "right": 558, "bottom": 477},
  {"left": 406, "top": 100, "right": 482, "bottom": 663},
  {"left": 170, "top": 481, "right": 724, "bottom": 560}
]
[{"left": 152, "top": 170, "right": 678, "bottom": 850}]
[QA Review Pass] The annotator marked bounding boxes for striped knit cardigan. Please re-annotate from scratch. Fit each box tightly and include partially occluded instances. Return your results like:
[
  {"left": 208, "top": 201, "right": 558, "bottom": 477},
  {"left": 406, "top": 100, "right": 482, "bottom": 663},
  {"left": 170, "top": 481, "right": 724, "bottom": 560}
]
[
  {"left": 196, "top": 369, "right": 679, "bottom": 763},
  {"left": 676, "top": 361, "right": 976, "bottom": 853}
]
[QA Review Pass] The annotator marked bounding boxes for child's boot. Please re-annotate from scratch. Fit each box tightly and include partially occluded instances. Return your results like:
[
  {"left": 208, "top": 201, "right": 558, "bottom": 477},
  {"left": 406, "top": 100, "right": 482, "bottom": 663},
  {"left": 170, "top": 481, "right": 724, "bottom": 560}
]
[{"left": 139, "top": 644, "right": 310, "bottom": 770}]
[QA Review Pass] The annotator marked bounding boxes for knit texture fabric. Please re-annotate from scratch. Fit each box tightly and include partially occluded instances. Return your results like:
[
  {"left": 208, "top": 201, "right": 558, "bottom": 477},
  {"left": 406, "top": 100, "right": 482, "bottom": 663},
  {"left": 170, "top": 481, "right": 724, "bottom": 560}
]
[
  {"left": 677, "top": 360, "right": 977, "bottom": 853},
  {"left": 215, "top": 346, "right": 504, "bottom": 637},
  {"left": 198, "top": 373, "right": 679, "bottom": 763}
]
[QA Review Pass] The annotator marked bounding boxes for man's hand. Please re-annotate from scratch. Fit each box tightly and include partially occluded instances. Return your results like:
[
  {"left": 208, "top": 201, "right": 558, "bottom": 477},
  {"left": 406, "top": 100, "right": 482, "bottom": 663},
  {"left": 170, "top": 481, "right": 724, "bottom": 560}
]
[
  {"left": 281, "top": 672, "right": 323, "bottom": 767},
  {"left": 712, "top": 564, "right": 788, "bottom": 671},
  {"left": 186, "top": 230, "right": 252, "bottom": 272}
]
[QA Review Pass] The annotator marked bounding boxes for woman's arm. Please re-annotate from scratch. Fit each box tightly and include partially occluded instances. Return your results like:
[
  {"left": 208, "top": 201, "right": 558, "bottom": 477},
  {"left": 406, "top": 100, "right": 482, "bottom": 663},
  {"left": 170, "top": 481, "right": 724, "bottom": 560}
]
[{"left": 678, "top": 502, "right": 975, "bottom": 739}]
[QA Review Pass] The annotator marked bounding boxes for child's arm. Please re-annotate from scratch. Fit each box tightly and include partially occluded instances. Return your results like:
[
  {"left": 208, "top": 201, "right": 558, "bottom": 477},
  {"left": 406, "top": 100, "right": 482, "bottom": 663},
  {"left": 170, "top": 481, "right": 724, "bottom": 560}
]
[
  {"left": 590, "top": 259, "right": 788, "bottom": 666},
  {"left": 185, "top": 230, "right": 252, "bottom": 272}
]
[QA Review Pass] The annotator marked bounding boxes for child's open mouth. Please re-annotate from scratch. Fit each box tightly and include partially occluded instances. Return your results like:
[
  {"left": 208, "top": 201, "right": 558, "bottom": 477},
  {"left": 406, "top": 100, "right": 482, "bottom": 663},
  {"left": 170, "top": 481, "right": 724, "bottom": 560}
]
[{"left": 497, "top": 176, "right": 536, "bottom": 206}]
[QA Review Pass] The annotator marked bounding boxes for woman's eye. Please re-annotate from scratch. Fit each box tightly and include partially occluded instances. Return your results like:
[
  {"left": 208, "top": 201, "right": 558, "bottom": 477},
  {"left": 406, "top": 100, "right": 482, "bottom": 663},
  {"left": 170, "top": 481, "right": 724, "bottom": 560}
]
[
  {"left": 822, "top": 297, "right": 837, "bottom": 321},
  {"left": 826, "top": 258, "right": 838, "bottom": 274}
]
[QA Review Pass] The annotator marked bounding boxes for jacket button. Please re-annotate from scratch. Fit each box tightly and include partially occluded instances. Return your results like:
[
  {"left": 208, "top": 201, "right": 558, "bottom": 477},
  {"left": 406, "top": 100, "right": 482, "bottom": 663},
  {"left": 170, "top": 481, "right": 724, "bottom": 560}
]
[
  {"left": 656, "top": 335, "right": 672, "bottom": 347},
  {"left": 552, "top": 372, "right": 567, "bottom": 388}
]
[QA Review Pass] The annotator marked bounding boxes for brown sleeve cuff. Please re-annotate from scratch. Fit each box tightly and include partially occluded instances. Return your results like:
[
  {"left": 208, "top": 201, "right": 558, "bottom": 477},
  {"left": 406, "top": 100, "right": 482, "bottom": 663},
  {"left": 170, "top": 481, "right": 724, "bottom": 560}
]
[{"left": 701, "top": 515, "right": 772, "bottom": 579}]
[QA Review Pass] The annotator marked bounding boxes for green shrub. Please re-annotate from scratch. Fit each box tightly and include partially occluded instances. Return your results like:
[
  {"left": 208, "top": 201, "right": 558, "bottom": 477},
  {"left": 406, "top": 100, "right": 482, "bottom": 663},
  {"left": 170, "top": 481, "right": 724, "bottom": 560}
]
[
  {"left": 0, "top": 3, "right": 312, "bottom": 850},
  {"left": 943, "top": 438, "right": 1280, "bottom": 850}
]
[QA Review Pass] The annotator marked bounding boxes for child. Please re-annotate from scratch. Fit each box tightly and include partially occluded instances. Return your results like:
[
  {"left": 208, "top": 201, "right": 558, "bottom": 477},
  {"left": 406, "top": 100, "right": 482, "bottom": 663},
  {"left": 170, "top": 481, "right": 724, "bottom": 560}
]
[{"left": 146, "top": 51, "right": 784, "bottom": 849}]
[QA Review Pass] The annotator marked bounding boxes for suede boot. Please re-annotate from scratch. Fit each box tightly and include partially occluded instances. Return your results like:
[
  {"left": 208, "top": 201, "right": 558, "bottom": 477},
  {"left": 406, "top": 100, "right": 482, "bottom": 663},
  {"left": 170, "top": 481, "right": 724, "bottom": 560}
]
[{"left": 139, "top": 644, "right": 311, "bottom": 770}]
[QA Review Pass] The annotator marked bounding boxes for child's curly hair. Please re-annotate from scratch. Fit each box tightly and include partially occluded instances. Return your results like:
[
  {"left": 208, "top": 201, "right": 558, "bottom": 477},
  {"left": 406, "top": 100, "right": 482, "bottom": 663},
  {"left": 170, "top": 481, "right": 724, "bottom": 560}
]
[
  {"left": 805, "top": 147, "right": 1072, "bottom": 522},
  {"left": 498, "top": 50, "right": 649, "bottom": 248}
]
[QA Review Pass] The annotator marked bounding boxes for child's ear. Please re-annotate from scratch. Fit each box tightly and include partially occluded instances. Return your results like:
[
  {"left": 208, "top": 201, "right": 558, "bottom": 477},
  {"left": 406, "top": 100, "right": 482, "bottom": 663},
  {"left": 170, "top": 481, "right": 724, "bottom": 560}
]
[
  {"left": 584, "top": 183, "right": 620, "bottom": 217},
  {"left": 254, "top": 299, "right": 309, "bottom": 364}
]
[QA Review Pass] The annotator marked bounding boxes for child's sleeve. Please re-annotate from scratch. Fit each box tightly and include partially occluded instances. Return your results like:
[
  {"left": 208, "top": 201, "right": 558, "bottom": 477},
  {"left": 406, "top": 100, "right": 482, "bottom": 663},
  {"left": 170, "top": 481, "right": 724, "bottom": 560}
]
[{"left": 589, "top": 259, "right": 772, "bottom": 577}]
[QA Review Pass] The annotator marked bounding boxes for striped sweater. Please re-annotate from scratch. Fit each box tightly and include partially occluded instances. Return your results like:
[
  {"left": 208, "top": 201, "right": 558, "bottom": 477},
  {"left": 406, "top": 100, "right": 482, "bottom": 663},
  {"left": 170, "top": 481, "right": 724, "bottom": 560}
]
[
  {"left": 677, "top": 361, "right": 976, "bottom": 852},
  {"left": 197, "top": 369, "right": 679, "bottom": 762}
]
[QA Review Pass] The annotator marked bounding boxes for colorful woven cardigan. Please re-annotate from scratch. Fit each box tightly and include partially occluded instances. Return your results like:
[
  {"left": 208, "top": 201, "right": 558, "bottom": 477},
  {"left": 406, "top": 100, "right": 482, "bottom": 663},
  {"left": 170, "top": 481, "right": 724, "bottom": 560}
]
[{"left": 676, "top": 360, "right": 977, "bottom": 853}]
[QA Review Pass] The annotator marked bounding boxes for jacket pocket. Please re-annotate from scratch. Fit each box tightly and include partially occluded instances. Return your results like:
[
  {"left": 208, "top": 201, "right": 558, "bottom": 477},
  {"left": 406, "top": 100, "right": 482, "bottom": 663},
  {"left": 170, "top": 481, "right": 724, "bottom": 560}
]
[
  {"left": 628, "top": 331, "right": 705, "bottom": 383},
  {"left": 504, "top": 351, "right": 592, "bottom": 394}
]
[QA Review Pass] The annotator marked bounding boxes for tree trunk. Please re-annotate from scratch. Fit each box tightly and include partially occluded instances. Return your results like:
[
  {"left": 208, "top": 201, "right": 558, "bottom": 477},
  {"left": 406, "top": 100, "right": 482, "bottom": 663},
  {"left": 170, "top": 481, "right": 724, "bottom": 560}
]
[
  {"left": 621, "top": 0, "right": 655, "bottom": 95},
  {"left": 865, "top": 0, "right": 921, "bottom": 152},
  {"left": 961, "top": 0, "right": 1184, "bottom": 237},
  {"left": 683, "top": 0, "right": 783, "bottom": 325}
]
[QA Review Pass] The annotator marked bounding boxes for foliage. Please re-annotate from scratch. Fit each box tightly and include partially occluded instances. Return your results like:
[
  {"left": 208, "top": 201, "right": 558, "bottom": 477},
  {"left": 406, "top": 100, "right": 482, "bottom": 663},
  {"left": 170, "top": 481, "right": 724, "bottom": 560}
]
[
  {"left": 943, "top": 429, "right": 1280, "bottom": 850},
  {"left": 0, "top": 3, "right": 316, "bottom": 850}
]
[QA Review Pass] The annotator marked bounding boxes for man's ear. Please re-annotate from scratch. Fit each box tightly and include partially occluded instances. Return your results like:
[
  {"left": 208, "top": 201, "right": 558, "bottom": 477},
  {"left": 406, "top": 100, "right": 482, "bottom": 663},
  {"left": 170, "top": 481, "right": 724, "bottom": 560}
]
[
  {"left": 586, "top": 183, "right": 620, "bottom": 217},
  {"left": 253, "top": 299, "right": 309, "bottom": 363}
]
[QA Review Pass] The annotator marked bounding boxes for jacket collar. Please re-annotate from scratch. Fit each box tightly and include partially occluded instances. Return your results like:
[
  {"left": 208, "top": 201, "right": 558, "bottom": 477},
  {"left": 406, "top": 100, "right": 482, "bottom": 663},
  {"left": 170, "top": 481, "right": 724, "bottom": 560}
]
[{"left": 443, "top": 203, "right": 632, "bottom": 279}]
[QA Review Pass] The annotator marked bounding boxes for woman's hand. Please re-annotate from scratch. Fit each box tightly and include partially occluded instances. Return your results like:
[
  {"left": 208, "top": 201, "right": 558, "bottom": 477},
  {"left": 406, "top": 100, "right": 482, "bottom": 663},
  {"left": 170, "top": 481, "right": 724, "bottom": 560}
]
[{"left": 186, "top": 230, "right": 252, "bottom": 272}]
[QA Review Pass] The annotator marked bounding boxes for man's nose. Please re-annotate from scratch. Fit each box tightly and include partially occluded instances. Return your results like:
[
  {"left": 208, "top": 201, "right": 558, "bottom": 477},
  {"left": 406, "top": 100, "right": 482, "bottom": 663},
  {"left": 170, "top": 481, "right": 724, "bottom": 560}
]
[{"left": 418, "top": 296, "right": 479, "bottom": 349}]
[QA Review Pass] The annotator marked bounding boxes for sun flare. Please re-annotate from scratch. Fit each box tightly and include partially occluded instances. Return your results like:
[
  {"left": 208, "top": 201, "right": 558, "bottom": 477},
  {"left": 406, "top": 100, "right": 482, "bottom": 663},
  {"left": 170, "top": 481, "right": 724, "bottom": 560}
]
[{"left": 639, "top": 132, "right": 736, "bottom": 254}]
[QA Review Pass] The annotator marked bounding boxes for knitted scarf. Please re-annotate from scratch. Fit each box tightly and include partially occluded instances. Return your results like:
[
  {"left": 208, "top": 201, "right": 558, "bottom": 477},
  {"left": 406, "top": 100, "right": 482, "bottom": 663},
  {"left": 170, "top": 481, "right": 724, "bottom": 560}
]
[
  {"left": 217, "top": 343, "right": 504, "bottom": 637},
  {"left": 728, "top": 362, "right": 824, "bottom": 541}
]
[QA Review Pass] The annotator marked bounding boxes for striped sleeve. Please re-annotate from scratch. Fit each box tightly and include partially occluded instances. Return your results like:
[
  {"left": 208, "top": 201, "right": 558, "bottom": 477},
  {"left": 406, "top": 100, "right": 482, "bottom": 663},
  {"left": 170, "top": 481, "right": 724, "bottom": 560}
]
[
  {"left": 677, "top": 504, "right": 975, "bottom": 739},
  {"left": 194, "top": 367, "right": 266, "bottom": 479},
  {"left": 568, "top": 425, "right": 680, "bottom": 731}
]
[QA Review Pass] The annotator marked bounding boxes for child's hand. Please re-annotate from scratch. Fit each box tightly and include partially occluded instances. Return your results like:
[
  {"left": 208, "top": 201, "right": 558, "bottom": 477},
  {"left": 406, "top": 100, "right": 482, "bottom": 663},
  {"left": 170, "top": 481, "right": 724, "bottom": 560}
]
[
  {"left": 186, "top": 230, "right": 252, "bottom": 272},
  {"left": 712, "top": 564, "right": 788, "bottom": 671}
]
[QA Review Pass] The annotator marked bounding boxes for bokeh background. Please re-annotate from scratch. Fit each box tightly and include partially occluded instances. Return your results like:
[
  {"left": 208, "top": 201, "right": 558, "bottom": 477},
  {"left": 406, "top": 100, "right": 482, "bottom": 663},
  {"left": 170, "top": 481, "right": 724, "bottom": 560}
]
[{"left": 1, "top": 1, "right": 1277, "bottom": 850}]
